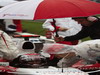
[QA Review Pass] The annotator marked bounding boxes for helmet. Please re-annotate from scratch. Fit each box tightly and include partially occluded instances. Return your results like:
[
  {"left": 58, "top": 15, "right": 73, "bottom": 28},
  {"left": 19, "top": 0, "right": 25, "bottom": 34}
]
[{"left": 10, "top": 53, "right": 47, "bottom": 68}]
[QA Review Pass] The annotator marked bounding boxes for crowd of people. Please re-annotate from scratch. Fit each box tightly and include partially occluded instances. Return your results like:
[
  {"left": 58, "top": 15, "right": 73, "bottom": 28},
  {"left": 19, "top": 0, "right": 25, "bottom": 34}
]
[
  {"left": 41, "top": 16, "right": 100, "bottom": 67},
  {"left": 0, "top": 16, "right": 100, "bottom": 69}
]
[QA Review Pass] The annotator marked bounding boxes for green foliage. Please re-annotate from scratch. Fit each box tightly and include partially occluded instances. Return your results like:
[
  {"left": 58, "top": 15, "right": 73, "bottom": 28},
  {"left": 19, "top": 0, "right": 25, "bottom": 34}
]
[
  {"left": 82, "top": 37, "right": 91, "bottom": 41},
  {"left": 22, "top": 20, "right": 45, "bottom": 36}
]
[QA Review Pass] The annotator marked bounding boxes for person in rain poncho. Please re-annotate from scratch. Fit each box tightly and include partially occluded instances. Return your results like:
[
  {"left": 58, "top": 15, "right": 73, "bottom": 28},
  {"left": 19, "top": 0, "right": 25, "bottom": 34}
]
[
  {"left": 42, "top": 18, "right": 82, "bottom": 45},
  {"left": 54, "top": 16, "right": 100, "bottom": 43},
  {"left": 42, "top": 39, "right": 100, "bottom": 67}
]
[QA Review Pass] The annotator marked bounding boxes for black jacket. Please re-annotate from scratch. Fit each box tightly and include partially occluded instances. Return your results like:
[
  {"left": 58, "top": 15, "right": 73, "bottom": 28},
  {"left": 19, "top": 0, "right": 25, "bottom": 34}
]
[{"left": 64, "top": 19, "right": 100, "bottom": 41}]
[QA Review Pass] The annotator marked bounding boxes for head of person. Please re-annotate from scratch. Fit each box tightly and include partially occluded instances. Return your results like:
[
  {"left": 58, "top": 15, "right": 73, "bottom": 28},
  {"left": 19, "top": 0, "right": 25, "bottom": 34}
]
[{"left": 72, "top": 16, "right": 98, "bottom": 26}]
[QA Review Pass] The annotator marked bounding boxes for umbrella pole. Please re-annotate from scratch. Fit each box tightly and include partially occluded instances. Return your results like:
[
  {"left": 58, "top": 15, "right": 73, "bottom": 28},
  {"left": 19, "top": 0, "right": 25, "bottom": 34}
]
[{"left": 53, "top": 19, "right": 59, "bottom": 37}]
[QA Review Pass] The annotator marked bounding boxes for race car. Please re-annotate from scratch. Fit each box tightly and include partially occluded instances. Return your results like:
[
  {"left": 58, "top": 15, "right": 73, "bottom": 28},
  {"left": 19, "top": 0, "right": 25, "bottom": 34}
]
[{"left": 0, "top": 31, "right": 99, "bottom": 75}]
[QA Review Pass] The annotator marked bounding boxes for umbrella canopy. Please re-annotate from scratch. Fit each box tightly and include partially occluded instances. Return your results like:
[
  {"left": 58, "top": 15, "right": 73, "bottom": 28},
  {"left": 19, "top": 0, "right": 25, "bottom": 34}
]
[{"left": 0, "top": 0, "right": 100, "bottom": 20}]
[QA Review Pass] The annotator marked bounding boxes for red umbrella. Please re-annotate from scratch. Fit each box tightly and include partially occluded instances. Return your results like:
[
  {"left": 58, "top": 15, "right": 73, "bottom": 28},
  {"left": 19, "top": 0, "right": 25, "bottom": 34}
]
[{"left": 0, "top": 0, "right": 100, "bottom": 20}]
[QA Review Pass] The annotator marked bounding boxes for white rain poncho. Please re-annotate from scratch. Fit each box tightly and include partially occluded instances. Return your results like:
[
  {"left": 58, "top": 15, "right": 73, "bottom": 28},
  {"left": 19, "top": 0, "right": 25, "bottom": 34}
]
[
  {"left": 42, "top": 18, "right": 82, "bottom": 37},
  {"left": 74, "top": 39, "right": 100, "bottom": 62},
  {"left": 0, "top": 30, "right": 19, "bottom": 60},
  {"left": 42, "top": 39, "right": 100, "bottom": 67}
]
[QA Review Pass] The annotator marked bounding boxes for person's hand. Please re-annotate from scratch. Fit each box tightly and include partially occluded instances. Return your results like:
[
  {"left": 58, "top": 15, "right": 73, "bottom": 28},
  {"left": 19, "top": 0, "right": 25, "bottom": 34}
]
[
  {"left": 54, "top": 37, "right": 64, "bottom": 42},
  {"left": 58, "top": 27, "right": 68, "bottom": 31},
  {"left": 45, "top": 29, "right": 50, "bottom": 31}
]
